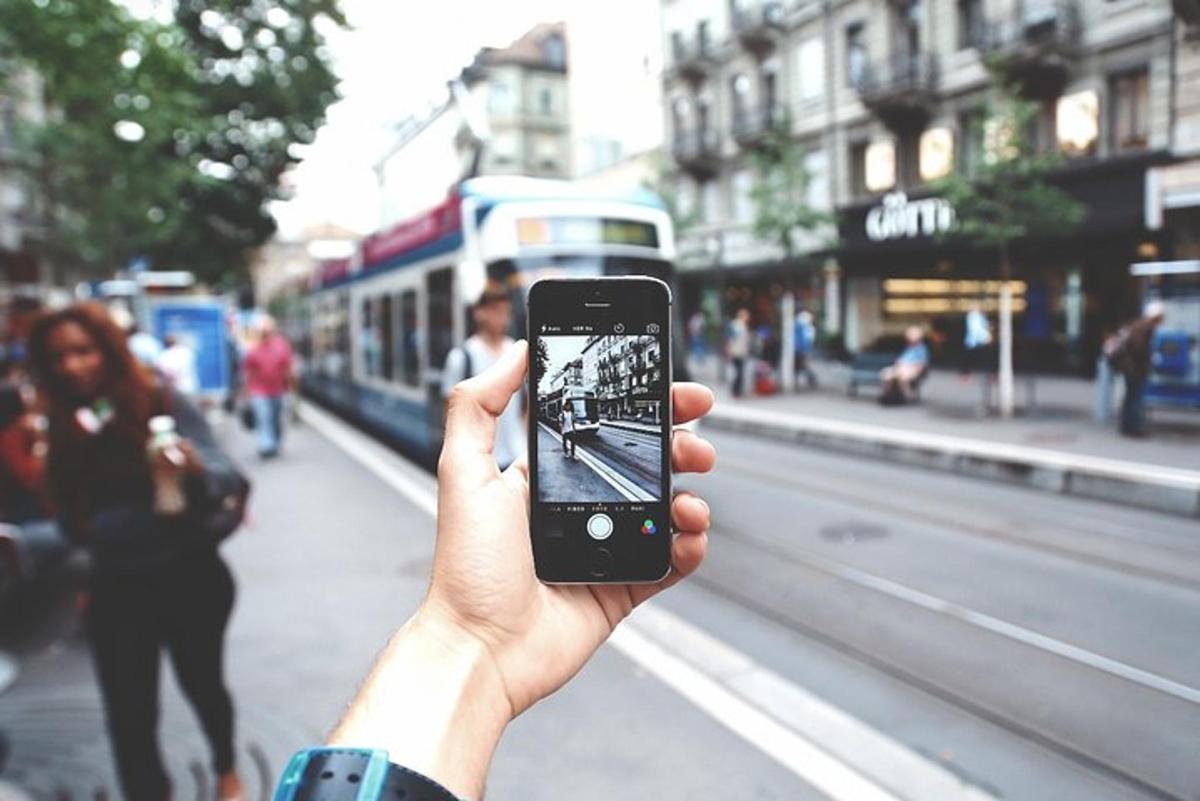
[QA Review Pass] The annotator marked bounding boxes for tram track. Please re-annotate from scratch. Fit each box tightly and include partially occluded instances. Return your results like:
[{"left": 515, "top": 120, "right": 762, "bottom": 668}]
[{"left": 690, "top": 518, "right": 1200, "bottom": 801}]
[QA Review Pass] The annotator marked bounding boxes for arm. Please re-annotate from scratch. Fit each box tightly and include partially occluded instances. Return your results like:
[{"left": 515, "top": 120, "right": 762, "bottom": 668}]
[{"left": 327, "top": 342, "right": 716, "bottom": 798}]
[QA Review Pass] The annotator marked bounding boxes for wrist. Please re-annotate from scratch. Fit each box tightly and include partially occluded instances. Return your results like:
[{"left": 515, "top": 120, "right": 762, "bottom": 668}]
[{"left": 328, "top": 607, "right": 512, "bottom": 799}]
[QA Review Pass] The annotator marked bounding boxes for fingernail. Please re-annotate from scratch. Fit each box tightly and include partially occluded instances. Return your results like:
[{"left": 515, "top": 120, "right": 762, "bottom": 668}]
[{"left": 694, "top": 496, "right": 709, "bottom": 516}]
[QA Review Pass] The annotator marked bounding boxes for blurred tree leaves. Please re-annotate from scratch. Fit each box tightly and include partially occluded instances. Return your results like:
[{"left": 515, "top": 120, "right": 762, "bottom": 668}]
[
  {"left": 748, "top": 114, "right": 835, "bottom": 261},
  {"left": 0, "top": 0, "right": 344, "bottom": 286}
]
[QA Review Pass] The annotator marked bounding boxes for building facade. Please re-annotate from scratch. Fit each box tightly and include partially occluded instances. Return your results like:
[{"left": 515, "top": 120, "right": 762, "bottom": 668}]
[
  {"left": 376, "top": 23, "right": 570, "bottom": 229},
  {"left": 662, "top": 0, "right": 1196, "bottom": 373}
]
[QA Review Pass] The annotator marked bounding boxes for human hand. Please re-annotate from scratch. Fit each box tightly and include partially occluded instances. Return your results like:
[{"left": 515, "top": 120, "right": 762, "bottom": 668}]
[{"left": 329, "top": 340, "right": 716, "bottom": 797}]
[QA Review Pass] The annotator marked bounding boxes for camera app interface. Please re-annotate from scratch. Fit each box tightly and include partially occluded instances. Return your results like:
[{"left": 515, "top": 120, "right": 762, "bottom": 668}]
[{"left": 534, "top": 331, "right": 666, "bottom": 504}]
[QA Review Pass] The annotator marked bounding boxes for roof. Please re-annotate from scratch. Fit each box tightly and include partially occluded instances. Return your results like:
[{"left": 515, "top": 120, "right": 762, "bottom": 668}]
[
  {"left": 461, "top": 21, "right": 567, "bottom": 80},
  {"left": 459, "top": 176, "right": 665, "bottom": 211}
]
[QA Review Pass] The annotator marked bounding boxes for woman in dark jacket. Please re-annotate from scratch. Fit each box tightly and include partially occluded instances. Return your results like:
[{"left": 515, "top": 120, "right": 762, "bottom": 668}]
[{"left": 27, "top": 303, "right": 245, "bottom": 801}]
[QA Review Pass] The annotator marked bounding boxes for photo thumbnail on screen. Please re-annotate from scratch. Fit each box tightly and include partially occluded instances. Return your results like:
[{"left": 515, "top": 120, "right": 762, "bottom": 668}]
[{"left": 535, "top": 333, "right": 666, "bottom": 503}]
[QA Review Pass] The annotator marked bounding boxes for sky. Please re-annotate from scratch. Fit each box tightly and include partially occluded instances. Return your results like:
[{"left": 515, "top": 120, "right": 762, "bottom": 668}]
[{"left": 270, "top": 0, "right": 565, "bottom": 239}]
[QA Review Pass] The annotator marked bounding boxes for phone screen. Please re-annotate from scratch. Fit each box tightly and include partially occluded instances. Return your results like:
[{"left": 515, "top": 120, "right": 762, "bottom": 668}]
[{"left": 527, "top": 278, "right": 672, "bottom": 583}]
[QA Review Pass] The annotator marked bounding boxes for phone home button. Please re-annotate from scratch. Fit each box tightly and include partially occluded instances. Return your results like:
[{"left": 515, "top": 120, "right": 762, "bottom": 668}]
[
  {"left": 586, "top": 513, "right": 614, "bottom": 540},
  {"left": 590, "top": 547, "right": 613, "bottom": 579}
]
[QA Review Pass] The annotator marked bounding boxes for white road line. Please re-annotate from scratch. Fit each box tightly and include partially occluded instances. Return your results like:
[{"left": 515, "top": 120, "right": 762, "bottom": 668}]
[
  {"left": 777, "top": 544, "right": 1200, "bottom": 707},
  {"left": 300, "top": 400, "right": 995, "bottom": 801},
  {"left": 538, "top": 422, "right": 655, "bottom": 503}
]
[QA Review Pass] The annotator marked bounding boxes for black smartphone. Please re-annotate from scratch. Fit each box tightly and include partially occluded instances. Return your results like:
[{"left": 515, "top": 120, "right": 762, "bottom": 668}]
[{"left": 527, "top": 277, "right": 672, "bottom": 584}]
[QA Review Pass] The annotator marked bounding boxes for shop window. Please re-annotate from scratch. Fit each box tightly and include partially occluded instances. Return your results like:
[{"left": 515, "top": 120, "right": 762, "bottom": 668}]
[
  {"left": 1110, "top": 70, "right": 1149, "bottom": 153},
  {"left": 1057, "top": 90, "right": 1099, "bottom": 158},
  {"left": 399, "top": 289, "right": 419, "bottom": 387},
  {"left": 845, "top": 23, "right": 867, "bottom": 87}
]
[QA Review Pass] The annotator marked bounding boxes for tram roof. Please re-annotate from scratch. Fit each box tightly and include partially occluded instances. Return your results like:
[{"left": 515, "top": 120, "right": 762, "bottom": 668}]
[{"left": 459, "top": 176, "right": 666, "bottom": 212}]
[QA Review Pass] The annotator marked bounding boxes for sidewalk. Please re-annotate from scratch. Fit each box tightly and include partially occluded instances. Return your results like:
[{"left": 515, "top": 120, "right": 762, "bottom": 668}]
[{"left": 695, "top": 358, "right": 1200, "bottom": 518}]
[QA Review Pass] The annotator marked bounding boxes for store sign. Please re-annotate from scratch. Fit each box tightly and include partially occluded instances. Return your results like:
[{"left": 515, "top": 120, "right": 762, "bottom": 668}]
[{"left": 865, "top": 192, "right": 957, "bottom": 242}]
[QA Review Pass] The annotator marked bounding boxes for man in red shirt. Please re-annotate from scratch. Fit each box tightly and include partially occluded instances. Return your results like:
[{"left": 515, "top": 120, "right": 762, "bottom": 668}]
[{"left": 242, "top": 316, "right": 294, "bottom": 458}]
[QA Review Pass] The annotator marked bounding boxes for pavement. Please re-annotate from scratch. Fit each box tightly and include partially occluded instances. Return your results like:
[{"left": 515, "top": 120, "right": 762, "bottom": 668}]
[
  {"left": 695, "top": 358, "right": 1200, "bottom": 517},
  {"left": 2, "top": 402, "right": 1196, "bottom": 801}
]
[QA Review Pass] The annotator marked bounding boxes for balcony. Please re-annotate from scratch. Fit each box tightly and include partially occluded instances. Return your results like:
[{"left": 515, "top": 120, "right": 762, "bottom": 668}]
[
  {"left": 980, "top": 0, "right": 1080, "bottom": 98},
  {"left": 672, "top": 128, "right": 722, "bottom": 179},
  {"left": 669, "top": 32, "right": 718, "bottom": 85},
  {"left": 854, "top": 52, "right": 939, "bottom": 131},
  {"left": 732, "top": 104, "right": 788, "bottom": 148},
  {"left": 732, "top": 1, "right": 786, "bottom": 55}
]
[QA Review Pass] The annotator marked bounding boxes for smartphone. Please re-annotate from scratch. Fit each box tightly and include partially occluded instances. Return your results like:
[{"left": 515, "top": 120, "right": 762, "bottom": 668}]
[{"left": 527, "top": 277, "right": 672, "bottom": 583}]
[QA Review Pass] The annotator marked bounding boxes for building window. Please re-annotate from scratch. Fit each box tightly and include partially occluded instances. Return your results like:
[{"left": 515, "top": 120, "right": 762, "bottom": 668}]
[
  {"left": 542, "top": 33, "right": 565, "bottom": 68},
  {"left": 958, "top": 108, "right": 986, "bottom": 175},
  {"left": 702, "top": 180, "right": 720, "bottom": 223},
  {"left": 919, "top": 127, "right": 954, "bottom": 181},
  {"left": 1057, "top": 89, "right": 1099, "bottom": 158},
  {"left": 804, "top": 150, "right": 829, "bottom": 208},
  {"left": 697, "top": 19, "right": 711, "bottom": 54},
  {"left": 399, "top": 290, "right": 419, "bottom": 387},
  {"left": 845, "top": 23, "right": 867, "bottom": 87},
  {"left": 850, "top": 141, "right": 869, "bottom": 197},
  {"left": 957, "top": 0, "right": 984, "bottom": 49},
  {"left": 865, "top": 140, "right": 897, "bottom": 192},
  {"left": 730, "top": 73, "right": 750, "bottom": 124},
  {"left": 489, "top": 81, "right": 512, "bottom": 115},
  {"left": 538, "top": 86, "right": 554, "bottom": 116},
  {"left": 761, "top": 70, "right": 778, "bottom": 114},
  {"left": 796, "top": 38, "right": 824, "bottom": 101},
  {"left": 896, "top": 0, "right": 922, "bottom": 58},
  {"left": 733, "top": 170, "right": 754, "bottom": 224},
  {"left": 1110, "top": 70, "right": 1149, "bottom": 153}
]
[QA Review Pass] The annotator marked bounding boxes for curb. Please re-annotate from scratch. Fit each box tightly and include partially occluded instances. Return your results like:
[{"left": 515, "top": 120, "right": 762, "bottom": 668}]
[{"left": 705, "top": 405, "right": 1200, "bottom": 519}]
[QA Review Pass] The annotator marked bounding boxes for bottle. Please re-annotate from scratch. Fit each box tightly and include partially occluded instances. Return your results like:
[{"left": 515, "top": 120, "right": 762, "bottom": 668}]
[{"left": 148, "top": 415, "right": 187, "bottom": 516}]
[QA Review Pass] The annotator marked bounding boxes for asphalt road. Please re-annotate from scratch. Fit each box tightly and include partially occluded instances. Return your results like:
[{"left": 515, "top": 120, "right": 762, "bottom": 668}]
[
  {"left": 537, "top": 420, "right": 663, "bottom": 502},
  {"left": 2, "top": 410, "right": 1197, "bottom": 801}
]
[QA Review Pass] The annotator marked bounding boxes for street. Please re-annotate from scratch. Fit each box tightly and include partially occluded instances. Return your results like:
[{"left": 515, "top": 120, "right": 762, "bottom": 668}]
[
  {"left": 2, "top": 405, "right": 1196, "bottom": 800},
  {"left": 537, "top": 420, "right": 663, "bottom": 502}
]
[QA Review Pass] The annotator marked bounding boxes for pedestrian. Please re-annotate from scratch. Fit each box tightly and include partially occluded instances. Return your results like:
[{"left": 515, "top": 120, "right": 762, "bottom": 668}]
[
  {"left": 793, "top": 309, "right": 818, "bottom": 390},
  {"left": 1107, "top": 301, "right": 1166, "bottom": 438},
  {"left": 559, "top": 402, "right": 575, "bottom": 459},
  {"left": 960, "top": 304, "right": 993, "bottom": 380},
  {"left": 0, "top": 376, "right": 47, "bottom": 523},
  {"left": 158, "top": 333, "right": 199, "bottom": 397},
  {"left": 726, "top": 308, "right": 751, "bottom": 398},
  {"left": 687, "top": 310, "right": 707, "bottom": 368},
  {"left": 440, "top": 286, "right": 524, "bottom": 469},
  {"left": 310, "top": 343, "right": 716, "bottom": 801},
  {"left": 880, "top": 326, "right": 930, "bottom": 404},
  {"left": 242, "top": 315, "right": 294, "bottom": 459},
  {"left": 26, "top": 303, "right": 246, "bottom": 801}
]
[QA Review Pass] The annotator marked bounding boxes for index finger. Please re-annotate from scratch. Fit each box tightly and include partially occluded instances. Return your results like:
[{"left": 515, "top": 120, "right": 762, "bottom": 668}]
[{"left": 672, "top": 382, "right": 714, "bottom": 425}]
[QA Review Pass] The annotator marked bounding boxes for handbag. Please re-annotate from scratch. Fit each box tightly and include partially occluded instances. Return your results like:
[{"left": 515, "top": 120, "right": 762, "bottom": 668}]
[{"left": 164, "top": 388, "right": 251, "bottom": 543}]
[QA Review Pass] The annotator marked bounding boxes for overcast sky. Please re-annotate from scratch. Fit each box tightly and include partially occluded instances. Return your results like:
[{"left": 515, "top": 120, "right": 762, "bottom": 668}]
[
  {"left": 270, "top": 0, "right": 565, "bottom": 238},
  {"left": 540, "top": 335, "right": 591, "bottom": 394}
]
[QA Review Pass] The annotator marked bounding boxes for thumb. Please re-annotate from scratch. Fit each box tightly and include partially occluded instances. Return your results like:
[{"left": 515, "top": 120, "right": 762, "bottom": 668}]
[{"left": 440, "top": 340, "right": 528, "bottom": 469}]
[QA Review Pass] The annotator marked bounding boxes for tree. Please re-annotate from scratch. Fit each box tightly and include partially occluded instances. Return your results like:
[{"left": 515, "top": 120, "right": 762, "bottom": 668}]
[
  {"left": 534, "top": 337, "right": 550, "bottom": 385},
  {"left": 935, "top": 82, "right": 1085, "bottom": 417},
  {"left": 0, "top": 0, "right": 344, "bottom": 286},
  {"left": 747, "top": 117, "right": 835, "bottom": 262}
]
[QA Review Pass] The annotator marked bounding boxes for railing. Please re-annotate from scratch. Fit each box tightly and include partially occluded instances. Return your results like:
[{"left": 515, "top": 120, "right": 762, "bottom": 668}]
[
  {"left": 672, "top": 128, "right": 722, "bottom": 162},
  {"left": 732, "top": 103, "right": 787, "bottom": 144},
  {"left": 732, "top": 1, "right": 786, "bottom": 35},
  {"left": 980, "top": 0, "right": 1080, "bottom": 55},
  {"left": 854, "top": 52, "right": 939, "bottom": 101}
]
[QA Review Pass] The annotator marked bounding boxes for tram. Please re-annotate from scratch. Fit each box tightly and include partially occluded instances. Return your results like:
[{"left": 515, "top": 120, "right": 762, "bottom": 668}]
[
  {"left": 538, "top": 384, "right": 602, "bottom": 437},
  {"left": 287, "top": 176, "right": 678, "bottom": 461}
]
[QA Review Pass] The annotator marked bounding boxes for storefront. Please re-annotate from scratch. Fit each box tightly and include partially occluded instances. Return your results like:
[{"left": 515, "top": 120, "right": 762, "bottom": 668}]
[{"left": 833, "top": 153, "right": 1172, "bottom": 375}]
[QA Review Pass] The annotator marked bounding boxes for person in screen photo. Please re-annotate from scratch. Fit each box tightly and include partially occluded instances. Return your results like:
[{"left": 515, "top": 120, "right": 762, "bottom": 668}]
[
  {"left": 559, "top": 401, "right": 576, "bottom": 459},
  {"left": 536, "top": 333, "right": 664, "bottom": 504}
]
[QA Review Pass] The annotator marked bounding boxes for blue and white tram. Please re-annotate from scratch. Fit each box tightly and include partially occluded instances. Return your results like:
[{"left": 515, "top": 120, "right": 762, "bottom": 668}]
[{"left": 292, "top": 177, "right": 678, "bottom": 462}]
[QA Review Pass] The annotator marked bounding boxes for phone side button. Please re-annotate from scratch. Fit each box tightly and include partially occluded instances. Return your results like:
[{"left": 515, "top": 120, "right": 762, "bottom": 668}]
[{"left": 590, "top": 548, "right": 613, "bottom": 579}]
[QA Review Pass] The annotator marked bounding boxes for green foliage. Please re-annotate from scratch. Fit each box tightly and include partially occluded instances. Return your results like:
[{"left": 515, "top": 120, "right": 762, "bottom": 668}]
[
  {"left": 0, "top": 0, "right": 344, "bottom": 284},
  {"left": 748, "top": 116, "right": 835, "bottom": 260},
  {"left": 642, "top": 151, "right": 700, "bottom": 238},
  {"left": 934, "top": 84, "right": 1085, "bottom": 254}
]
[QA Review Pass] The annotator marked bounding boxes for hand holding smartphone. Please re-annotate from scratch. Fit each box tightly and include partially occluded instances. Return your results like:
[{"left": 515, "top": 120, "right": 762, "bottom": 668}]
[{"left": 527, "top": 277, "right": 673, "bottom": 583}]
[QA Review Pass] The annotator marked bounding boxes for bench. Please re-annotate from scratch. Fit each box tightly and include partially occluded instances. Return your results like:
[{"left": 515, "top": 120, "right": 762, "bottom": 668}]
[{"left": 847, "top": 351, "right": 928, "bottom": 401}]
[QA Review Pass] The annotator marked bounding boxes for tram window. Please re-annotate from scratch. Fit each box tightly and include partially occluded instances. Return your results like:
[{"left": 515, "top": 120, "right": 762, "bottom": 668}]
[
  {"left": 380, "top": 294, "right": 395, "bottom": 381},
  {"left": 400, "top": 289, "right": 419, "bottom": 387},
  {"left": 361, "top": 297, "right": 379, "bottom": 378},
  {"left": 426, "top": 267, "right": 454, "bottom": 370}
]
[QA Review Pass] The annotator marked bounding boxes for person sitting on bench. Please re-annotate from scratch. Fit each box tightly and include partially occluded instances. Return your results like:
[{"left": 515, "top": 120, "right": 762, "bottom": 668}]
[{"left": 880, "top": 326, "right": 930, "bottom": 404}]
